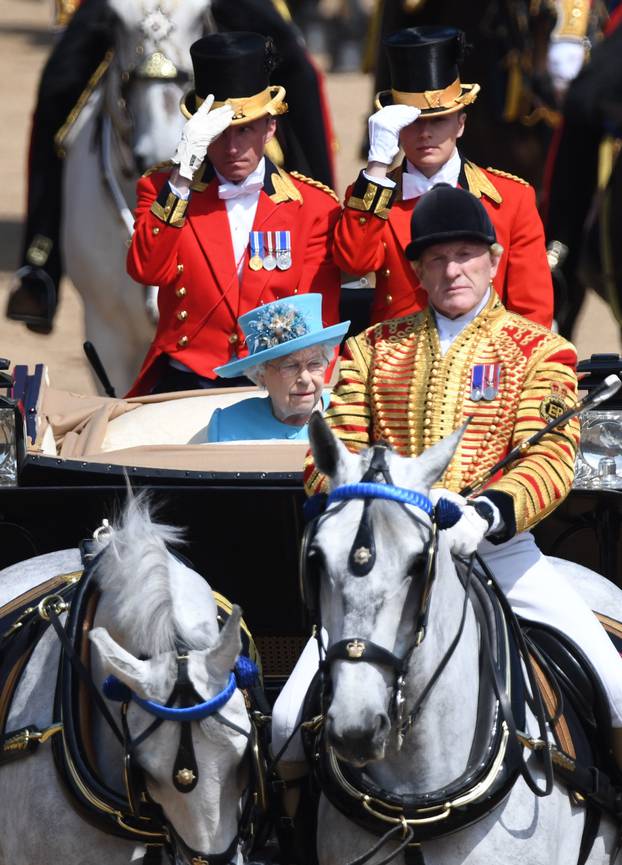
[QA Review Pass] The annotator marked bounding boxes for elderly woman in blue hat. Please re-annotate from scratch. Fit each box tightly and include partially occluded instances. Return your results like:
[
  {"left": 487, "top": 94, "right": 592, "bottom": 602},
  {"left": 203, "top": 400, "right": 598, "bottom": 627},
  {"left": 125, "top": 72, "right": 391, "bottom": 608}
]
[{"left": 207, "top": 295, "right": 349, "bottom": 442}]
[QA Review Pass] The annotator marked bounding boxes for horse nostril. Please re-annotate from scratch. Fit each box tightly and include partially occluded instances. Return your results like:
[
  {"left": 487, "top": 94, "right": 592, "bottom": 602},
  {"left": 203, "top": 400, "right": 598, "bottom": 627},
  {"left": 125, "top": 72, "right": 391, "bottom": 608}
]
[
  {"left": 134, "top": 153, "right": 146, "bottom": 175},
  {"left": 374, "top": 712, "right": 390, "bottom": 739}
]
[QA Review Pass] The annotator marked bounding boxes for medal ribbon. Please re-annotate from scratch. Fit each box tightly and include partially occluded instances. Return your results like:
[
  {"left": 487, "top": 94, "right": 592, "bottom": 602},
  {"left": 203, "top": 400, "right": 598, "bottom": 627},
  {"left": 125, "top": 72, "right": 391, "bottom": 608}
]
[
  {"left": 265, "top": 231, "right": 274, "bottom": 259},
  {"left": 250, "top": 231, "right": 264, "bottom": 261}
]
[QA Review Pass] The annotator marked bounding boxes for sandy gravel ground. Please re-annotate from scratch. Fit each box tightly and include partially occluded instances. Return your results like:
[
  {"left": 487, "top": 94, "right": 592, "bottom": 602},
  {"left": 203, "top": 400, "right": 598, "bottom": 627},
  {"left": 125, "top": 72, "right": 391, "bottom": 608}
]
[{"left": 0, "top": 0, "right": 619, "bottom": 396}]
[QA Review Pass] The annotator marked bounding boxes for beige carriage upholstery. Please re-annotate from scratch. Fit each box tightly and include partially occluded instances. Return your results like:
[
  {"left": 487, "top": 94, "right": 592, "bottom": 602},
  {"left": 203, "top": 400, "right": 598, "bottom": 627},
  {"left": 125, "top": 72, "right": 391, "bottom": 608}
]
[{"left": 31, "top": 384, "right": 308, "bottom": 473}]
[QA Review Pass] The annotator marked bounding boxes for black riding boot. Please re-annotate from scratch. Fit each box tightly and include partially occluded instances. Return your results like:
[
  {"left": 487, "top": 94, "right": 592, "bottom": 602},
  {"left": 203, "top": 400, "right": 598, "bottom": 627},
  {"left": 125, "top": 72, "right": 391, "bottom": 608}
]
[
  {"left": 273, "top": 771, "right": 319, "bottom": 865},
  {"left": 6, "top": 0, "right": 112, "bottom": 333}
]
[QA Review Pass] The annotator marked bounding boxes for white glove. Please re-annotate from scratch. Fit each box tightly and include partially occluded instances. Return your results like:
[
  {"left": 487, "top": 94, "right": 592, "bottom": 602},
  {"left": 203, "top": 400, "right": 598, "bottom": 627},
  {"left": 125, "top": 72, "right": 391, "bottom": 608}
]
[
  {"left": 367, "top": 105, "right": 421, "bottom": 165},
  {"left": 429, "top": 489, "right": 490, "bottom": 558},
  {"left": 172, "top": 95, "right": 235, "bottom": 180},
  {"left": 547, "top": 40, "right": 586, "bottom": 101}
]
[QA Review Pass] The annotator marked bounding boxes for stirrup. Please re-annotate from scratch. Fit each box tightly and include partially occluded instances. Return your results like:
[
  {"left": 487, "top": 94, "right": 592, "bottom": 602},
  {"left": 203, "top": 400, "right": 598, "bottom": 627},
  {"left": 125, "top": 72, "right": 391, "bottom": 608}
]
[{"left": 6, "top": 266, "right": 57, "bottom": 333}]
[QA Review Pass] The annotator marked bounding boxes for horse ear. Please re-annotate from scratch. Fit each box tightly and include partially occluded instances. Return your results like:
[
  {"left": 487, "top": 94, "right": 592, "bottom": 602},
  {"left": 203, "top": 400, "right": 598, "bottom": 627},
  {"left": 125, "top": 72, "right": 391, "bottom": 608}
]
[
  {"left": 410, "top": 422, "right": 469, "bottom": 491},
  {"left": 204, "top": 605, "right": 243, "bottom": 678},
  {"left": 89, "top": 626, "right": 149, "bottom": 694},
  {"left": 90, "top": 627, "right": 173, "bottom": 702},
  {"left": 308, "top": 412, "right": 358, "bottom": 485}
]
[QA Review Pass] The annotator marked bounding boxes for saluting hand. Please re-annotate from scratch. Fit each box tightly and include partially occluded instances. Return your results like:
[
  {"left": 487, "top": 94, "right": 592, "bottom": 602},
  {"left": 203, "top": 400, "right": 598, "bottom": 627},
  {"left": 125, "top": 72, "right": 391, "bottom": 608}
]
[
  {"left": 172, "top": 95, "right": 235, "bottom": 180},
  {"left": 367, "top": 104, "right": 421, "bottom": 167}
]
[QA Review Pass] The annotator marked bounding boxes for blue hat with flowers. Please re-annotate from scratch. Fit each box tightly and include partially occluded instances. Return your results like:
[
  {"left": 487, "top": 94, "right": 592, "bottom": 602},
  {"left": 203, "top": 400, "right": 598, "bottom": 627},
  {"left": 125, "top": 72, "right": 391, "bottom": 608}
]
[{"left": 214, "top": 294, "right": 350, "bottom": 378}]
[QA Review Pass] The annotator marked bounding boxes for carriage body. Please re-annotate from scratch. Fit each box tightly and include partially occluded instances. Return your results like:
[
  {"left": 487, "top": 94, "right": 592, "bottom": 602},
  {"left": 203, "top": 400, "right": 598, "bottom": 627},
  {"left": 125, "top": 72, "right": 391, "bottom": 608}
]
[{"left": 1, "top": 362, "right": 622, "bottom": 704}]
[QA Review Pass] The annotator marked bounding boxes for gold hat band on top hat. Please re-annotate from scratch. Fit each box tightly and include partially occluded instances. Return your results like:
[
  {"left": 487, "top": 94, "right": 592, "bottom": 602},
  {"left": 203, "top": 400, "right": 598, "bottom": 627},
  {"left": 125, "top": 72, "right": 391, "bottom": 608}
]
[
  {"left": 375, "top": 80, "right": 480, "bottom": 115},
  {"left": 181, "top": 85, "right": 288, "bottom": 124}
]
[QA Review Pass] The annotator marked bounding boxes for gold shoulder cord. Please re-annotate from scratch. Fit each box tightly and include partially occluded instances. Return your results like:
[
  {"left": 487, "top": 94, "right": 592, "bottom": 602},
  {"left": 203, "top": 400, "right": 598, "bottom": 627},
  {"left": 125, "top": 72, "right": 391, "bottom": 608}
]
[
  {"left": 485, "top": 166, "right": 530, "bottom": 187},
  {"left": 290, "top": 171, "right": 340, "bottom": 202}
]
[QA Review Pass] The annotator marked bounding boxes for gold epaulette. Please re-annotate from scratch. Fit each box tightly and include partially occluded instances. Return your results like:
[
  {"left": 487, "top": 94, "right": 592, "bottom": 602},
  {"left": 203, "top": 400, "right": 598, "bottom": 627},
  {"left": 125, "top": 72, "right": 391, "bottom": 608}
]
[
  {"left": 142, "top": 160, "right": 175, "bottom": 178},
  {"left": 486, "top": 167, "right": 530, "bottom": 187},
  {"left": 290, "top": 171, "right": 340, "bottom": 202}
]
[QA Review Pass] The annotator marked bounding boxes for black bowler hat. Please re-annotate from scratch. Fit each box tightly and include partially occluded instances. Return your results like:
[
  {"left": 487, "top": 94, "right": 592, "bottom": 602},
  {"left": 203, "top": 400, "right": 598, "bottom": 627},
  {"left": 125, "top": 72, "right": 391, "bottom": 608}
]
[
  {"left": 181, "top": 32, "right": 287, "bottom": 126},
  {"left": 405, "top": 184, "right": 496, "bottom": 260},
  {"left": 376, "top": 26, "right": 479, "bottom": 116}
]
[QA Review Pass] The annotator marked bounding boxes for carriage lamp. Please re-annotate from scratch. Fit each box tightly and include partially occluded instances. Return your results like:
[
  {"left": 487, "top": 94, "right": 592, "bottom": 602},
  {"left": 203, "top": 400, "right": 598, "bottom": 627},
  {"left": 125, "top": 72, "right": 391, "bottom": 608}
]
[
  {"left": 574, "top": 354, "right": 622, "bottom": 490},
  {"left": 0, "top": 403, "right": 23, "bottom": 487},
  {"left": 0, "top": 360, "right": 26, "bottom": 487}
]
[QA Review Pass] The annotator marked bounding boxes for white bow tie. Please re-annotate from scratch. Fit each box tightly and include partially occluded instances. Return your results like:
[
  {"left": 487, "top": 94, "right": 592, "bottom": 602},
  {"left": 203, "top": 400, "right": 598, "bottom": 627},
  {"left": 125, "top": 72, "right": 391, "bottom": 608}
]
[
  {"left": 402, "top": 170, "right": 436, "bottom": 201},
  {"left": 218, "top": 179, "right": 263, "bottom": 200}
]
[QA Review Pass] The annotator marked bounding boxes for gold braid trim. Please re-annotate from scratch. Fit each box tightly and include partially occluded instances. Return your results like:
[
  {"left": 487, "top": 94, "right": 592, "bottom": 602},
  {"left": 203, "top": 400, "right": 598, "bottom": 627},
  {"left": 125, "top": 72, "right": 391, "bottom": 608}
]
[
  {"left": 54, "top": 49, "right": 114, "bottom": 156},
  {"left": 552, "top": 0, "right": 590, "bottom": 40},
  {"left": 142, "top": 160, "right": 175, "bottom": 178},
  {"left": 290, "top": 171, "right": 340, "bottom": 202},
  {"left": 486, "top": 166, "right": 530, "bottom": 187}
]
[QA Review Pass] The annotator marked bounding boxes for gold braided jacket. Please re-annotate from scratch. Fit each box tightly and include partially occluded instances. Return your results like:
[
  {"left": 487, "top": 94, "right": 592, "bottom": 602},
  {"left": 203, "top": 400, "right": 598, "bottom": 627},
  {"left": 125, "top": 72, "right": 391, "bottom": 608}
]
[{"left": 305, "top": 295, "right": 580, "bottom": 536}]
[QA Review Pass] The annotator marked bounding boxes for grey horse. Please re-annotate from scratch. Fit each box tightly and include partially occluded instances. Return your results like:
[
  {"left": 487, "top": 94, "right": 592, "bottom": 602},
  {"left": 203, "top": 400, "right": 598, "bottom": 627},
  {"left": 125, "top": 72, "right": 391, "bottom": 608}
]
[
  {"left": 307, "top": 415, "right": 622, "bottom": 865},
  {"left": 0, "top": 495, "right": 251, "bottom": 865}
]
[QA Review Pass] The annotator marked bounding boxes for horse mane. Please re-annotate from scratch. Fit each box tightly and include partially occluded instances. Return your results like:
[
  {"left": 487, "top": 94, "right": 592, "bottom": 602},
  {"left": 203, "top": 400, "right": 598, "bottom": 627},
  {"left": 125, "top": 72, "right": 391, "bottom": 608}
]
[{"left": 92, "top": 491, "right": 188, "bottom": 655}]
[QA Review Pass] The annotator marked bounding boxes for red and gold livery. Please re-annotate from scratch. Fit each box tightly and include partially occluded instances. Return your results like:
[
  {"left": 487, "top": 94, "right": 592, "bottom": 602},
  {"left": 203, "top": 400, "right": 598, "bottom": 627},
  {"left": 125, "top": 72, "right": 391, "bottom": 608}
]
[{"left": 305, "top": 294, "right": 579, "bottom": 535}]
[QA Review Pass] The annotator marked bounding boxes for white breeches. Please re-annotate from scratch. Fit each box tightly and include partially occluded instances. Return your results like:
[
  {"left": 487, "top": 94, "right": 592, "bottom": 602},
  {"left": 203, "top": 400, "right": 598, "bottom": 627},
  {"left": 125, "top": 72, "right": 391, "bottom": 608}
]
[
  {"left": 479, "top": 532, "right": 622, "bottom": 727},
  {"left": 272, "top": 531, "right": 622, "bottom": 761}
]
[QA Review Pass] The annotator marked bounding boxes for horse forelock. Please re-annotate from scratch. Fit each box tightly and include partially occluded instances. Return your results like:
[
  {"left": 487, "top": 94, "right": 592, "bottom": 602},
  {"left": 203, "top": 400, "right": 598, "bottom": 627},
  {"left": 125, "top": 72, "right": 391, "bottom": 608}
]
[{"left": 93, "top": 494, "right": 187, "bottom": 656}]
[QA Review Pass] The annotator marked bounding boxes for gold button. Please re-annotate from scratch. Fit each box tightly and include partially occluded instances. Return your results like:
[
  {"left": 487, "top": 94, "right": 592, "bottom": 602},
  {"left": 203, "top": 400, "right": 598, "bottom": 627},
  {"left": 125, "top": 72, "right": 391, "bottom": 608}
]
[
  {"left": 176, "top": 286, "right": 187, "bottom": 298},
  {"left": 152, "top": 226, "right": 160, "bottom": 235},
  {"left": 294, "top": 288, "right": 298, "bottom": 294},
  {"left": 383, "top": 269, "right": 391, "bottom": 277},
  {"left": 358, "top": 216, "right": 367, "bottom": 225},
  {"left": 177, "top": 263, "right": 184, "bottom": 273},
  {"left": 177, "top": 310, "right": 188, "bottom": 321},
  {"left": 386, "top": 294, "right": 393, "bottom": 303},
  {"left": 177, "top": 335, "right": 188, "bottom": 348},
  {"left": 382, "top": 241, "right": 387, "bottom": 249},
  {"left": 229, "top": 333, "right": 239, "bottom": 344}
]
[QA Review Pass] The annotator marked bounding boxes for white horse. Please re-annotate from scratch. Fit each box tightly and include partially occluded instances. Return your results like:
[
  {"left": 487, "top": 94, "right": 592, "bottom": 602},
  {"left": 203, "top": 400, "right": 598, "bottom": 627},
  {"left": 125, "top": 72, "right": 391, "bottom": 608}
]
[
  {"left": 61, "top": 0, "right": 214, "bottom": 396},
  {"left": 0, "top": 494, "right": 256, "bottom": 865},
  {"left": 305, "top": 414, "right": 622, "bottom": 865}
]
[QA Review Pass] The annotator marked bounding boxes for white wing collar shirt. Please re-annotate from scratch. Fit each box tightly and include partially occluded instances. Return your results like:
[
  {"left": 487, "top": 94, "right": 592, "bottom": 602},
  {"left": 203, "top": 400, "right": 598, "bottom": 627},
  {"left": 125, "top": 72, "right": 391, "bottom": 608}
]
[{"left": 216, "top": 158, "right": 265, "bottom": 275}]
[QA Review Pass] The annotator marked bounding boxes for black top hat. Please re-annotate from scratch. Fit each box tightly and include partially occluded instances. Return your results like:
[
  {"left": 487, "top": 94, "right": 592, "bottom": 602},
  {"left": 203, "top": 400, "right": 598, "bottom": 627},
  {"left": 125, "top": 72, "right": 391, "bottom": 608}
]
[
  {"left": 376, "top": 26, "right": 479, "bottom": 116},
  {"left": 405, "top": 184, "right": 496, "bottom": 260},
  {"left": 181, "top": 32, "right": 287, "bottom": 125}
]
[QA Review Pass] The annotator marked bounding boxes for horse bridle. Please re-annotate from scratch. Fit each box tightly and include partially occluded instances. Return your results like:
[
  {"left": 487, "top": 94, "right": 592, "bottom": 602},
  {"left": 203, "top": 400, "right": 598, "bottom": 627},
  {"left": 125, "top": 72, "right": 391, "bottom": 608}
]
[
  {"left": 302, "top": 445, "right": 466, "bottom": 741},
  {"left": 303, "top": 445, "right": 556, "bottom": 801},
  {"left": 103, "top": 647, "right": 261, "bottom": 865}
]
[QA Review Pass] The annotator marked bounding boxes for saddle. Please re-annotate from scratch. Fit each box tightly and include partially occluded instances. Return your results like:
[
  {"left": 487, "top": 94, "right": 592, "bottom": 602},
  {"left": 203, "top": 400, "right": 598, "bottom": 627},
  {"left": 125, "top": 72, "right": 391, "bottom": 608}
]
[{"left": 522, "top": 615, "right": 622, "bottom": 807}]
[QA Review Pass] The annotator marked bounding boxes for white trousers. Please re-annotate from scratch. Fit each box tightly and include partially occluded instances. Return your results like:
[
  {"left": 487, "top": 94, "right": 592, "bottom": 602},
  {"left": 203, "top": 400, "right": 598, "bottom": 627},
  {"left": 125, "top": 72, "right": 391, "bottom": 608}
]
[{"left": 272, "top": 532, "right": 622, "bottom": 761}]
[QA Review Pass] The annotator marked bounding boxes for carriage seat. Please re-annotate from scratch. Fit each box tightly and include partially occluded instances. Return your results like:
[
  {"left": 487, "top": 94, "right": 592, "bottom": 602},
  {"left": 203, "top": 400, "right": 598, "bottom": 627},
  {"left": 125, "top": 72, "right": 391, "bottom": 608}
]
[{"left": 101, "top": 388, "right": 267, "bottom": 450}]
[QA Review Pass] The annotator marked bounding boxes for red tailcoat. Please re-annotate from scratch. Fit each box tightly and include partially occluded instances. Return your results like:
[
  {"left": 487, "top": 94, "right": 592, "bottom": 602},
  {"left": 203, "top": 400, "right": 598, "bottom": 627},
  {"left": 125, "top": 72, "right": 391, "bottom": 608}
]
[
  {"left": 333, "top": 159, "right": 554, "bottom": 328},
  {"left": 126, "top": 159, "right": 341, "bottom": 396}
]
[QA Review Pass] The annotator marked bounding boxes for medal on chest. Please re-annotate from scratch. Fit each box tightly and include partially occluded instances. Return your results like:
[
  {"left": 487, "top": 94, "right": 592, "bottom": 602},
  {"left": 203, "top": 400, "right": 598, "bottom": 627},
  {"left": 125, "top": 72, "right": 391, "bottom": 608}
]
[
  {"left": 263, "top": 231, "right": 277, "bottom": 270},
  {"left": 248, "top": 230, "right": 292, "bottom": 272},
  {"left": 276, "top": 230, "right": 292, "bottom": 270},
  {"left": 249, "top": 231, "right": 264, "bottom": 271},
  {"left": 470, "top": 363, "right": 502, "bottom": 402}
]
